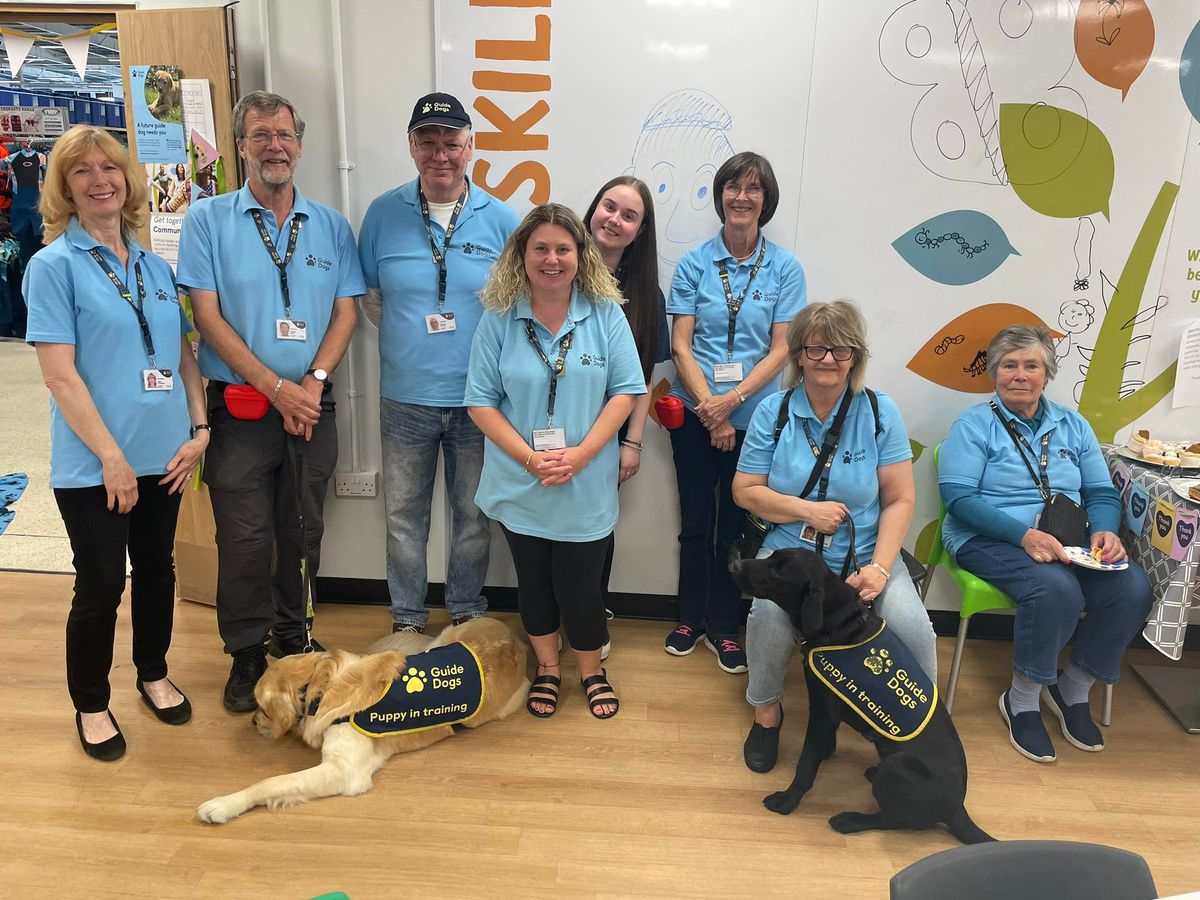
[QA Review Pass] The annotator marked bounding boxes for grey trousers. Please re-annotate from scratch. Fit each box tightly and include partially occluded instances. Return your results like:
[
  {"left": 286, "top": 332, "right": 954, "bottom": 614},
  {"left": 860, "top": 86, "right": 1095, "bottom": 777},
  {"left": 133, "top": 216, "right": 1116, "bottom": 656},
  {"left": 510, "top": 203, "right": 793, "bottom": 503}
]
[{"left": 204, "top": 384, "right": 338, "bottom": 654}]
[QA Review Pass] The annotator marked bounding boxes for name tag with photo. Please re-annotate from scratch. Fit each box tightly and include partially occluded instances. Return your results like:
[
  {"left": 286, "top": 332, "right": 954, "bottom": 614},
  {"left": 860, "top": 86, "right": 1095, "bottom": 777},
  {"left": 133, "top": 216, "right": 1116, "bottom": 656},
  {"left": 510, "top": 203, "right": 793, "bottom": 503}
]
[
  {"left": 799, "top": 524, "right": 818, "bottom": 545},
  {"left": 276, "top": 319, "right": 308, "bottom": 341},
  {"left": 143, "top": 368, "right": 174, "bottom": 392},
  {"left": 713, "top": 362, "right": 744, "bottom": 383},
  {"left": 532, "top": 428, "right": 567, "bottom": 451},
  {"left": 426, "top": 312, "right": 457, "bottom": 334}
]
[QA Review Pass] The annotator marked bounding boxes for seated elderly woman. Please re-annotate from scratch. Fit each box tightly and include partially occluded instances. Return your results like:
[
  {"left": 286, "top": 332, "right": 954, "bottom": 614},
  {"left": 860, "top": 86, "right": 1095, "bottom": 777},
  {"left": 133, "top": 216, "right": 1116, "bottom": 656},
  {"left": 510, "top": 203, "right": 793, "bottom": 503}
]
[
  {"left": 732, "top": 300, "right": 937, "bottom": 774},
  {"left": 938, "top": 325, "right": 1153, "bottom": 764}
]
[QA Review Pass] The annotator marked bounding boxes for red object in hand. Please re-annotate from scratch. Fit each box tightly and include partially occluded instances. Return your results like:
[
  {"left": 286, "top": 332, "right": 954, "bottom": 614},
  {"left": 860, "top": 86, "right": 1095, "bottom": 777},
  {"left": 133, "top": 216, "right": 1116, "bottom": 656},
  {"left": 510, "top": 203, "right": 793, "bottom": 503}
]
[
  {"left": 655, "top": 395, "right": 685, "bottom": 430},
  {"left": 224, "top": 383, "right": 270, "bottom": 421}
]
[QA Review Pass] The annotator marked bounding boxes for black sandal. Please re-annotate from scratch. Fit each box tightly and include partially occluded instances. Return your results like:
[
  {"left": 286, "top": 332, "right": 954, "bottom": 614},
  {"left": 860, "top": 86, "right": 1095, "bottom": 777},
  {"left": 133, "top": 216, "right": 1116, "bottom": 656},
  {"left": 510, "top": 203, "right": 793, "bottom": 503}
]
[
  {"left": 581, "top": 669, "right": 619, "bottom": 719},
  {"left": 526, "top": 672, "right": 561, "bottom": 718}
]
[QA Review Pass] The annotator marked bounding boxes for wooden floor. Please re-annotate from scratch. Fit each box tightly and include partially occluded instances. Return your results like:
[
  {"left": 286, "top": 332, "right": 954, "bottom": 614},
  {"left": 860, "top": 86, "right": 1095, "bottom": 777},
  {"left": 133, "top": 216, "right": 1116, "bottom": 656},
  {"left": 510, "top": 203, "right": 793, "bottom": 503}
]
[{"left": 2, "top": 571, "right": 1198, "bottom": 899}]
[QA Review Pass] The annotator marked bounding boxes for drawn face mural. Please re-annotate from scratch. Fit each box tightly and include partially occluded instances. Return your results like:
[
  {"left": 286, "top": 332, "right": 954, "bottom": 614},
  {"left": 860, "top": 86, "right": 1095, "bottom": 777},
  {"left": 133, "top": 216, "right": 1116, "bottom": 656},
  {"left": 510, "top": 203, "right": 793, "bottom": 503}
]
[{"left": 628, "top": 89, "right": 734, "bottom": 276}]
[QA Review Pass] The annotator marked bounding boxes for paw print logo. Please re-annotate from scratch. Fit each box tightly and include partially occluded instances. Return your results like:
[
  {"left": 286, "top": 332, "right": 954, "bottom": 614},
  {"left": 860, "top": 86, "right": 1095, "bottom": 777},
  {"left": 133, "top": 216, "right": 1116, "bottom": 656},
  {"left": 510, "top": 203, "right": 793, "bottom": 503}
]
[
  {"left": 156, "top": 289, "right": 170, "bottom": 302},
  {"left": 463, "top": 242, "right": 475, "bottom": 255},
  {"left": 864, "top": 647, "right": 893, "bottom": 676},
  {"left": 752, "top": 289, "right": 763, "bottom": 301},
  {"left": 401, "top": 667, "right": 428, "bottom": 694},
  {"left": 305, "top": 254, "right": 317, "bottom": 267},
  {"left": 842, "top": 450, "right": 853, "bottom": 464},
  {"left": 581, "top": 354, "right": 593, "bottom": 366},
  {"left": 422, "top": 103, "right": 432, "bottom": 113}
]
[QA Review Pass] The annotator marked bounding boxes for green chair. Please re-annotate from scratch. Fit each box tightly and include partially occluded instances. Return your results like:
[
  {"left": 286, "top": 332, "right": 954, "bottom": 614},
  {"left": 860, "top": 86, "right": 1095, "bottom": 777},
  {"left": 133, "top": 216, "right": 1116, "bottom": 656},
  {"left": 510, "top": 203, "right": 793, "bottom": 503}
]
[{"left": 925, "top": 445, "right": 1112, "bottom": 725}]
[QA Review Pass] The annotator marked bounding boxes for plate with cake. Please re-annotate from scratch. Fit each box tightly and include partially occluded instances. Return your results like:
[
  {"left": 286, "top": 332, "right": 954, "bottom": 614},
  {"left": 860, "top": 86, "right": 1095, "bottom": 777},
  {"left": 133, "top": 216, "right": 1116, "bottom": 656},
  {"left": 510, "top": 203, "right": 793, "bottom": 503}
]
[
  {"left": 1118, "top": 429, "right": 1200, "bottom": 469},
  {"left": 1063, "top": 545, "right": 1129, "bottom": 571},
  {"left": 1167, "top": 477, "right": 1200, "bottom": 506}
]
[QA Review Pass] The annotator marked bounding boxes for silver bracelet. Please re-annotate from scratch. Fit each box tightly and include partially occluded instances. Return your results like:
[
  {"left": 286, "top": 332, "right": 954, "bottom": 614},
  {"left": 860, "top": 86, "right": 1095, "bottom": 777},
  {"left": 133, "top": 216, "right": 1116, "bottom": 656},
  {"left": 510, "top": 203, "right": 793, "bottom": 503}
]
[
  {"left": 269, "top": 377, "right": 284, "bottom": 402},
  {"left": 620, "top": 439, "right": 643, "bottom": 452},
  {"left": 869, "top": 561, "right": 891, "bottom": 581}
]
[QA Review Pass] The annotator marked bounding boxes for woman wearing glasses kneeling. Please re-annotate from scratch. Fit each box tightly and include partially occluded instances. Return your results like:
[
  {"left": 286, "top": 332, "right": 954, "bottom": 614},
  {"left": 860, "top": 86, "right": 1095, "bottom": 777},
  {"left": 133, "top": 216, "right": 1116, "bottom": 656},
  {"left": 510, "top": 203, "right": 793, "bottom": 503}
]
[{"left": 731, "top": 300, "right": 937, "bottom": 773}]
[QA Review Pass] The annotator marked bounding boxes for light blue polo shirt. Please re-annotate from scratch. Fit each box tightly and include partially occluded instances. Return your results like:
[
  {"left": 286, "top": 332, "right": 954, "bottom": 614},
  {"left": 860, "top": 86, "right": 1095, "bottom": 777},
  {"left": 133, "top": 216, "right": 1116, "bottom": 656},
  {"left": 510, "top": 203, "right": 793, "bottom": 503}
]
[
  {"left": 24, "top": 219, "right": 192, "bottom": 488},
  {"left": 938, "top": 394, "right": 1113, "bottom": 555},
  {"left": 465, "top": 289, "right": 647, "bottom": 542},
  {"left": 359, "top": 178, "right": 518, "bottom": 406},
  {"left": 737, "top": 387, "right": 912, "bottom": 569},
  {"left": 176, "top": 183, "right": 366, "bottom": 384},
  {"left": 667, "top": 233, "right": 807, "bottom": 429}
]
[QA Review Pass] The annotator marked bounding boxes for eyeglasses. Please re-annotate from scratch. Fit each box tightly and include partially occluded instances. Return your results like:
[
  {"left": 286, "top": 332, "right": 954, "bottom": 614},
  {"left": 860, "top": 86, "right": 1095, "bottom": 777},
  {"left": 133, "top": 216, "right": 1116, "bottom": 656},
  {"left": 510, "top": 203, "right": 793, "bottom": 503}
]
[
  {"left": 412, "top": 138, "right": 467, "bottom": 159},
  {"left": 246, "top": 130, "right": 299, "bottom": 146},
  {"left": 722, "top": 183, "right": 764, "bottom": 199},
  {"left": 802, "top": 345, "right": 855, "bottom": 362}
]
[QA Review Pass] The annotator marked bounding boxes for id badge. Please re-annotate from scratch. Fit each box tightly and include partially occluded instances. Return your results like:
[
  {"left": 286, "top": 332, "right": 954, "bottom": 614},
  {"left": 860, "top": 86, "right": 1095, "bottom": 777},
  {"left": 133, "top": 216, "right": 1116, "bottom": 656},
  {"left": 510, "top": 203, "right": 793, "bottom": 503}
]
[
  {"left": 426, "top": 312, "right": 457, "bottom": 334},
  {"left": 143, "top": 368, "right": 174, "bottom": 392},
  {"left": 276, "top": 319, "right": 308, "bottom": 341},
  {"left": 713, "top": 362, "right": 744, "bottom": 382},
  {"left": 799, "top": 524, "right": 818, "bottom": 545},
  {"left": 532, "top": 427, "right": 567, "bottom": 451}
]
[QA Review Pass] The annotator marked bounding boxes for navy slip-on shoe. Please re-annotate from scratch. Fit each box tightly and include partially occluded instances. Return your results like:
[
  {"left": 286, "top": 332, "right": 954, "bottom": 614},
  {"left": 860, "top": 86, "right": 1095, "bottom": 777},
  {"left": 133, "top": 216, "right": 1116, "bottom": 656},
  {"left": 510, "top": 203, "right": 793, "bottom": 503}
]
[
  {"left": 999, "top": 691, "right": 1056, "bottom": 763},
  {"left": 744, "top": 707, "right": 784, "bottom": 773},
  {"left": 1043, "top": 680, "right": 1104, "bottom": 752}
]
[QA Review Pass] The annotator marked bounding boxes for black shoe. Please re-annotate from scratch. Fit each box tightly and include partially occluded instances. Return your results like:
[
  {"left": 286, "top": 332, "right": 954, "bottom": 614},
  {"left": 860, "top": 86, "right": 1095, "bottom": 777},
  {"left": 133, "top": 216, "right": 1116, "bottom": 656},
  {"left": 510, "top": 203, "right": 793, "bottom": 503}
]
[
  {"left": 451, "top": 614, "right": 484, "bottom": 626},
  {"left": 75, "top": 710, "right": 126, "bottom": 762},
  {"left": 743, "top": 707, "right": 784, "bottom": 773},
  {"left": 137, "top": 678, "right": 192, "bottom": 725},
  {"left": 267, "top": 633, "right": 326, "bottom": 658},
  {"left": 224, "top": 645, "right": 268, "bottom": 713}
]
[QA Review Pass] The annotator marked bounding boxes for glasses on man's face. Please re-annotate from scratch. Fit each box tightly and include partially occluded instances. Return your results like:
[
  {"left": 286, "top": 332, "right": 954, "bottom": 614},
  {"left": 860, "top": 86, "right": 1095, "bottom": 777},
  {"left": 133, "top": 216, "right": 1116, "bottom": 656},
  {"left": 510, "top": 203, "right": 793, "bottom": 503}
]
[
  {"left": 413, "top": 139, "right": 467, "bottom": 159},
  {"left": 246, "top": 130, "right": 299, "bottom": 146},
  {"left": 722, "top": 183, "right": 764, "bottom": 199},
  {"left": 803, "top": 345, "right": 855, "bottom": 362}
]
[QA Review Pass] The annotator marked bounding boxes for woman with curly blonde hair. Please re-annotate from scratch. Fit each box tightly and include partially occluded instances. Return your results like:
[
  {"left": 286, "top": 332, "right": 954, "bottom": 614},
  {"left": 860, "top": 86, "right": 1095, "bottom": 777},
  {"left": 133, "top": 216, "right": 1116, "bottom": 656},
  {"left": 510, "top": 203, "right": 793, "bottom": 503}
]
[{"left": 466, "top": 203, "right": 646, "bottom": 719}]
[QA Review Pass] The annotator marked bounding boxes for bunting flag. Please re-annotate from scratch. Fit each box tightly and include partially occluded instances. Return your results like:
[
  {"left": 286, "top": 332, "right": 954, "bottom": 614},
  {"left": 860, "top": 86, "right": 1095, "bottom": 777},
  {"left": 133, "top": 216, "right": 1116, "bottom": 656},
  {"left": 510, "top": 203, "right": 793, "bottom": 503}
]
[
  {"left": 2, "top": 34, "right": 36, "bottom": 77},
  {"left": 59, "top": 32, "right": 91, "bottom": 81}
]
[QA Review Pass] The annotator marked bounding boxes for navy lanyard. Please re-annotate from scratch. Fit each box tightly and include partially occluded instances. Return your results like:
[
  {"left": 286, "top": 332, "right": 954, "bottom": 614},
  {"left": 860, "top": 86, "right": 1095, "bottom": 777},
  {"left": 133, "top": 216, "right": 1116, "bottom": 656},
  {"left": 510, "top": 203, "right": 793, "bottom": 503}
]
[
  {"left": 715, "top": 236, "right": 766, "bottom": 363},
  {"left": 991, "top": 402, "right": 1053, "bottom": 500},
  {"left": 419, "top": 184, "right": 468, "bottom": 315},
  {"left": 88, "top": 248, "right": 157, "bottom": 369},
  {"left": 250, "top": 209, "right": 302, "bottom": 319},
  {"left": 525, "top": 319, "right": 573, "bottom": 427}
]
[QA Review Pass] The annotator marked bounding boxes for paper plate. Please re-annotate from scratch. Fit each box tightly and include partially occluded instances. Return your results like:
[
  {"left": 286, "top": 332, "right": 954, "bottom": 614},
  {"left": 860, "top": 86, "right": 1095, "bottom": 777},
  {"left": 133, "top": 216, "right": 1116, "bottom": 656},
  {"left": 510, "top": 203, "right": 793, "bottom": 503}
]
[
  {"left": 1167, "top": 477, "right": 1200, "bottom": 506},
  {"left": 1063, "top": 546, "right": 1129, "bottom": 571}
]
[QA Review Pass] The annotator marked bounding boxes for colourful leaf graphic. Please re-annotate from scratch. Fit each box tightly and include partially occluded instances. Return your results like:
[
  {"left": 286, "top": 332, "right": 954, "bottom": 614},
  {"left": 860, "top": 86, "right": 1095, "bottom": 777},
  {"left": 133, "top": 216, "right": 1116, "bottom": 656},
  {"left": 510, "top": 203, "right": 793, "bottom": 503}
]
[
  {"left": 914, "top": 519, "right": 939, "bottom": 565},
  {"left": 1074, "top": 0, "right": 1155, "bottom": 100},
  {"left": 1181, "top": 18, "right": 1200, "bottom": 125},
  {"left": 907, "top": 303, "right": 1064, "bottom": 393},
  {"left": 892, "top": 210, "right": 1019, "bottom": 286},
  {"left": 1000, "top": 102, "right": 1115, "bottom": 220}
]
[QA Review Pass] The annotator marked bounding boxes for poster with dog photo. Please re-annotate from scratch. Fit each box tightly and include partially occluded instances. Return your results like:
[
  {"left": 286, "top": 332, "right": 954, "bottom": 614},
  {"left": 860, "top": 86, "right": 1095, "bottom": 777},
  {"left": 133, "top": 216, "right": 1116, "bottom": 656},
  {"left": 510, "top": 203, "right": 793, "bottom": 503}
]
[
  {"left": 146, "top": 161, "right": 192, "bottom": 213},
  {"left": 129, "top": 64, "right": 186, "bottom": 164}
]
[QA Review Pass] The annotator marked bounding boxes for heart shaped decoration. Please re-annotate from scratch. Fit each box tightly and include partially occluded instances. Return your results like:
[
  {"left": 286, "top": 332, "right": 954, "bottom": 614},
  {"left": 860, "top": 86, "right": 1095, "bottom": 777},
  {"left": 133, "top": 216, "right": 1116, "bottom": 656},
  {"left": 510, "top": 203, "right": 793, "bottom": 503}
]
[
  {"left": 1156, "top": 510, "right": 1172, "bottom": 538},
  {"left": 1177, "top": 520, "right": 1196, "bottom": 548}
]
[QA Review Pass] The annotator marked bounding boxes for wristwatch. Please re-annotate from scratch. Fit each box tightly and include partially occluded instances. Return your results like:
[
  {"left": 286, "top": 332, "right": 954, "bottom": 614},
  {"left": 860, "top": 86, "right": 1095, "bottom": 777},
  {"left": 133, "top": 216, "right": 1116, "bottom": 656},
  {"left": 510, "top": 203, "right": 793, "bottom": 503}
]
[{"left": 305, "top": 368, "right": 328, "bottom": 383}]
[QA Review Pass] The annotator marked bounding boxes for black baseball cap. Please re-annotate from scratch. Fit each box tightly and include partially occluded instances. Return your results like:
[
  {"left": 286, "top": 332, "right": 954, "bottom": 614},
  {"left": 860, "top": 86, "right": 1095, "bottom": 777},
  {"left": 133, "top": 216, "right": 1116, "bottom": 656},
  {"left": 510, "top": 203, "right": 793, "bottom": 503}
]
[{"left": 408, "top": 92, "right": 471, "bottom": 133}]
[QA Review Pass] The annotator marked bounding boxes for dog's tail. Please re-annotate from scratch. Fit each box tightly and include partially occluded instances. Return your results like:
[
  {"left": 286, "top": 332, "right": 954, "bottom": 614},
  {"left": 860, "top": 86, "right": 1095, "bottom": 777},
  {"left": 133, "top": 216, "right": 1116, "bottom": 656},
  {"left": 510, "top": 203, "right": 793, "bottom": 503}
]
[{"left": 946, "top": 807, "right": 996, "bottom": 844}]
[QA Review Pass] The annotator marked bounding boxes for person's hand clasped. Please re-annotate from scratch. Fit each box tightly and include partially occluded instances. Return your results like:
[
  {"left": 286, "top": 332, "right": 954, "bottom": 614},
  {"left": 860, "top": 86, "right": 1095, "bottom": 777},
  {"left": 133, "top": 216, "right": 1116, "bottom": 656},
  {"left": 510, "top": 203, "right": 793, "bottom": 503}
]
[
  {"left": 1021, "top": 528, "right": 1068, "bottom": 564},
  {"left": 846, "top": 565, "right": 887, "bottom": 604},
  {"left": 695, "top": 392, "right": 738, "bottom": 430},
  {"left": 159, "top": 429, "right": 210, "bottom": 494},
  {"left": 1090, "top": 530, "right": 1127, "bottom": 564},
  {"left": 805, "top": 499, "right": 849, "bottom": 534},
  {"left": 102, "top": 455, "right": 139, "bottom": 513},
  {"left": 273, "top": 380, "right": 321, "bottom": 437},
  {"left": 530, "top": 447, "right": 591, "bottom": 487},
  {"left": 618, "top": 443, "right": 641, "bottom": 483},
  {"left": 709, "top": 419, "right": 737, "bottom": 452}
]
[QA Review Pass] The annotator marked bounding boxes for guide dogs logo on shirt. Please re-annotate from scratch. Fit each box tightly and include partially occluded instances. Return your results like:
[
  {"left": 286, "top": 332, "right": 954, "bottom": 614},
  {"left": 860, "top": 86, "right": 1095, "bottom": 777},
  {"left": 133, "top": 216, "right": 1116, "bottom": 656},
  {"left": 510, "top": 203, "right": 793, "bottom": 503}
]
[
  {"left": 350, "top": 642, "right": 485, "bottom": 736},
  {"left": 807, "top": 622, "right": 937, "bottom": 741}
]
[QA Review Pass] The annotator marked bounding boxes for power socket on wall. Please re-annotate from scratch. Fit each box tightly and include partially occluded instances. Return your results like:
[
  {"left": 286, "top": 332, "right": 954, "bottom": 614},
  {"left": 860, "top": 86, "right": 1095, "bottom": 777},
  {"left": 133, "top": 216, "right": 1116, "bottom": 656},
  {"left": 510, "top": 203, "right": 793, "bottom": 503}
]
[{"left": 334, "top": 471, "right": 378, "bottom": 498}]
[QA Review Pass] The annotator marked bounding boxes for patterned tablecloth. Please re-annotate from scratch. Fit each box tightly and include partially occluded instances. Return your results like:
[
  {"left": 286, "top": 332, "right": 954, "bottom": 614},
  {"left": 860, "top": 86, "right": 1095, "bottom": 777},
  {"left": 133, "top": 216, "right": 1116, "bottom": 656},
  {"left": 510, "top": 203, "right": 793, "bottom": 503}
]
[{"left": 1103, "top": 446, "right": 1200, "bottom": 661}]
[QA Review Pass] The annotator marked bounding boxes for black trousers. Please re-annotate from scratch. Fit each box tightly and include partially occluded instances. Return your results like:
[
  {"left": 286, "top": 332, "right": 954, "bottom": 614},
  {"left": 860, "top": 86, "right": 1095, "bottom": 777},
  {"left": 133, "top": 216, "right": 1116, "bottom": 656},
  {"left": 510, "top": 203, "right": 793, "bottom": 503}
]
[
  {"left": 500, "top": 525, "right": 610, "bottom": 652},
  {"left": 204, "top": 383, "right": 338, "bottom": 654},
  {"left": 54, "top": 476, "right": 182, "bottom": 713}
]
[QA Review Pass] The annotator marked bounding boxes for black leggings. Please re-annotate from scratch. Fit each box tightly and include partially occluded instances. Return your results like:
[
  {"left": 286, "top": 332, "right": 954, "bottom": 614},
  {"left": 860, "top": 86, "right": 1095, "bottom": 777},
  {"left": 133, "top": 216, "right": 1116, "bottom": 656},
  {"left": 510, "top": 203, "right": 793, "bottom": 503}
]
[
  {"left": 54, "top": 476, "right": 182, "bottom": 713},
  {"left": 500, "top": 526, "right": 610, "bottom": 652}
]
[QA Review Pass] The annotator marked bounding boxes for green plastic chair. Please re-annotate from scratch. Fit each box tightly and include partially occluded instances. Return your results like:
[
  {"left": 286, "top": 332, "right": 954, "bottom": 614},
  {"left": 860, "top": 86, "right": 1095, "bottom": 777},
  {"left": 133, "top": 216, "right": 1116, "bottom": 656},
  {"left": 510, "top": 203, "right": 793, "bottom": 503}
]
[{"left": 926, "top": 445, "right": 1112, "bottom": 724}]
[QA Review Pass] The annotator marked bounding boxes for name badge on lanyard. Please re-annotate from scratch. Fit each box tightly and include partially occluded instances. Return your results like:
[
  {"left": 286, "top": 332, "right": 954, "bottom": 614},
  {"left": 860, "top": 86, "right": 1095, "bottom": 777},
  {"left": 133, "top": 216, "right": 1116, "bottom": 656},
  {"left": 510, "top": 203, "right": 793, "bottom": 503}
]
[
  {"left": 525, "top": 319, "right": 572, "bottom": 450},
  {"left": 420, "top": 185, "right": 468, "bottom": 332},
  {"left": 714, "top": 237, "right": 766, "bottom": 384},
  {"left": 87, "top": 248, "right": 172, "bottom": 393},
  {"left": 276, "top": 318, "right": 308, "bottom": 341},
  {"left": 251, "top": 208, "right": 304, "bottom": 338}
]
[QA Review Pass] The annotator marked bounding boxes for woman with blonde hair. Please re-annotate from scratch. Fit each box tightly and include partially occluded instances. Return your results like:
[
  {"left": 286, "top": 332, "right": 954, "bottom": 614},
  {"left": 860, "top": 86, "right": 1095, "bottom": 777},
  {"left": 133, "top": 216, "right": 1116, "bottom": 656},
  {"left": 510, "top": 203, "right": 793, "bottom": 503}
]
[
  {"left": 25, "top": 126, "right": 209, "bottom": 760},
  {"left": 466, "top": 203, "right": 646, "bottom": 719},
  {"left": 731, "top": 300, "right": 936, "bottom": 773}
]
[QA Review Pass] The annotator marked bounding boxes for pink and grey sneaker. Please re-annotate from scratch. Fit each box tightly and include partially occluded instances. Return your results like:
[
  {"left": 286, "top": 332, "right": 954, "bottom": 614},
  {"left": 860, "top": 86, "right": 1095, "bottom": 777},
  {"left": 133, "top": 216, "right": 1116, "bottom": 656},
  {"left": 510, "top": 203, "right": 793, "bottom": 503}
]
[
  {"left": 705, "top": 635, "right": 748, "bottom": 674},
  {"left": 664, "top": 624, "right": 705, "bottom": 656}
]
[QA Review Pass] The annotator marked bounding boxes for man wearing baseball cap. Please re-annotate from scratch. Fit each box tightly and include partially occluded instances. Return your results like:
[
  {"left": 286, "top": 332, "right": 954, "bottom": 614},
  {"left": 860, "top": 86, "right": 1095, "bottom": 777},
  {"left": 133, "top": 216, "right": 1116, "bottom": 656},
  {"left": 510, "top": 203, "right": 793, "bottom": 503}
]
[{"left": 359, "top": 92, "right": 518, "bottom": 634}]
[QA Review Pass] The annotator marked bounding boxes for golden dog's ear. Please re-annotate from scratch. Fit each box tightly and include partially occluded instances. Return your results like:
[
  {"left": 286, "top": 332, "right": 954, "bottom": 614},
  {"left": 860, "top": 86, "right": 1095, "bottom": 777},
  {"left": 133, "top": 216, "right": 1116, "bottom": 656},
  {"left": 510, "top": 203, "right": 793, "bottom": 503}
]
[{"left": 254, "top": 654, "right": 324, "bottom": 739}]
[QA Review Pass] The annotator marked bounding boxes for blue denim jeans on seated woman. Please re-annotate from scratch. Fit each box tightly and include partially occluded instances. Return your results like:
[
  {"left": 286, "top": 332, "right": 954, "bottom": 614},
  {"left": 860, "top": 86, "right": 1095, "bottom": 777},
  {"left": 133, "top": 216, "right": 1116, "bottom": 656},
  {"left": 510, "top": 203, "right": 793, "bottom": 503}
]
[
  {"left": 381, "top": 398, "right": 490, "bottom": 628},
  {"left": 954, "top": 535, "right": 1154, "bottom": 685},
  {"left": 745, "top": 548, "right": 939, "bottom": 707}
]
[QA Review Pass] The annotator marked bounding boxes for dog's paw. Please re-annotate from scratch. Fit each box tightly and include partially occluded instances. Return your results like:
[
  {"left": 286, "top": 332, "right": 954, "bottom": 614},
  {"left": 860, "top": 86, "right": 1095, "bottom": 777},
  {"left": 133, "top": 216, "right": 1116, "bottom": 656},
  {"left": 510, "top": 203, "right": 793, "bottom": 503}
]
[
  {"left": 197, "top": 794, "right": 247, "bottom": 824},
  {"left": 763, "top": 790, "right": 801, "bottom": 816}
]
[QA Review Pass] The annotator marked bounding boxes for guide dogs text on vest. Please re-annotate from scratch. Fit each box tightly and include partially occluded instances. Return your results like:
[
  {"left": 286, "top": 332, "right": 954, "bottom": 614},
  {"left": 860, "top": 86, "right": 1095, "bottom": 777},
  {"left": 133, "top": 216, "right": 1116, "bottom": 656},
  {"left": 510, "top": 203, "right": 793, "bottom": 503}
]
[{"left": 731, "top": 548, "right": 993, "bottom": 844}]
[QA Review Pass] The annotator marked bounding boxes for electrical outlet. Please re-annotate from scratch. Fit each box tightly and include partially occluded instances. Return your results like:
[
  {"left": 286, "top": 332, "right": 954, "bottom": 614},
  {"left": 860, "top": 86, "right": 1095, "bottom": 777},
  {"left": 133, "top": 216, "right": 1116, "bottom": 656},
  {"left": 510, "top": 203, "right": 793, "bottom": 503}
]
[{"left": 334, "top": 471, "right": 377, "bottom": 498}]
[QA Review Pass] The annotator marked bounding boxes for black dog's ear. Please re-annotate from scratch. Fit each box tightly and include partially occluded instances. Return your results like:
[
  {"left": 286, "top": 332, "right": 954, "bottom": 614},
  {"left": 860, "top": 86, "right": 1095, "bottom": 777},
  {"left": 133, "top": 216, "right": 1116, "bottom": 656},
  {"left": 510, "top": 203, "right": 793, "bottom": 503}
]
[{"left": 799, "top": 576, "right": 824, "bottom": 639}]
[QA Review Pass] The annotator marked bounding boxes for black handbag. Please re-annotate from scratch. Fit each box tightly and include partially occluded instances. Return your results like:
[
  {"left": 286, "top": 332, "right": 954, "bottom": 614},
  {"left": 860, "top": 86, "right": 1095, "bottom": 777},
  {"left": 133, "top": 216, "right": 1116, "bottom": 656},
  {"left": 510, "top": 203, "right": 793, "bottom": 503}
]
[{"left": 991, "top": 403, "right": 1089, "bottom": 548}]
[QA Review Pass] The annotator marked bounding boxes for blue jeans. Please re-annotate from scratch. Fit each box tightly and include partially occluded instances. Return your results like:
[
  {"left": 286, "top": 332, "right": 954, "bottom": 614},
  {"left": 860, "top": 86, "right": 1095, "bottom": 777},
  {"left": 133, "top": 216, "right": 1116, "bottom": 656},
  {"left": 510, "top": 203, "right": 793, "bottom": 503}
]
[
  {"left": 745, "top": 548, "right": 939, "bottom": 707},
  {"left": 954, "top": 536, "right": 1154, "bottom": 684},
  {"left": 381, "top": 398, "right": 489, "bottom": 627}
]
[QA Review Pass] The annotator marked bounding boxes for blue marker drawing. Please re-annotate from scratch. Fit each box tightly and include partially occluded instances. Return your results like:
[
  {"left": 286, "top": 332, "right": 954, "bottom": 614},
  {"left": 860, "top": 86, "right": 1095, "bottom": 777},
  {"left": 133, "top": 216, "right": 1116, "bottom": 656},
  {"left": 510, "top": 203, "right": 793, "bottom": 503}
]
[
  {"left": 892, "top": 209, "right": 1018, "bottom": 285},
  {"left": 1181, "top": 18, "right": 1200, "bottom": 125},
  {"left": 627, "top": 89, "right": 734, "bottom": 282}
]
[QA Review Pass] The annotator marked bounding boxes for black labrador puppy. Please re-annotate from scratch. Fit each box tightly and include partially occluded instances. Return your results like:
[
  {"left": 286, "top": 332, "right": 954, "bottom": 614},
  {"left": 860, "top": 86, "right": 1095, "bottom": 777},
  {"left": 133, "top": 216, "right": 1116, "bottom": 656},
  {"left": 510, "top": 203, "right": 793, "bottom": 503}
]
[{"left": 730, "top": 547, "right": 993, "bottom": 844}]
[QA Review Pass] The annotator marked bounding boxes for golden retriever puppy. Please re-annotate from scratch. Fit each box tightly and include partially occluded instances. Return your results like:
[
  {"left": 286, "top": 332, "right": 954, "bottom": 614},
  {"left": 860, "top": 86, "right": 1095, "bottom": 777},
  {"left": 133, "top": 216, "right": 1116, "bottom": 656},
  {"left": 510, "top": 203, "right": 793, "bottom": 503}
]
[
  {"left": 149, "top": 70, "right": 180, "bottom": 118},
  {"left": 197, "top": 617, "right": 528, "bottom": 823}
]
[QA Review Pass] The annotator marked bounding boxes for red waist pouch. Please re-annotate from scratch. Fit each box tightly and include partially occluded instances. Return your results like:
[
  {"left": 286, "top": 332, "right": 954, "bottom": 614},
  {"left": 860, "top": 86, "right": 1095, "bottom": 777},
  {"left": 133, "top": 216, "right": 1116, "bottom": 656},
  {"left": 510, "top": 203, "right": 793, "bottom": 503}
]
[
  {"left": 224, "top": 383, "right": 270, "bottom": 420},
  {"left": 655, "top": 395, "right": 685, "bottom": 430}
]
